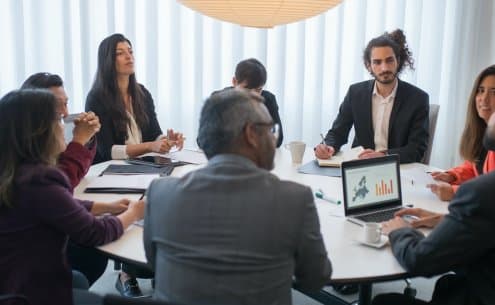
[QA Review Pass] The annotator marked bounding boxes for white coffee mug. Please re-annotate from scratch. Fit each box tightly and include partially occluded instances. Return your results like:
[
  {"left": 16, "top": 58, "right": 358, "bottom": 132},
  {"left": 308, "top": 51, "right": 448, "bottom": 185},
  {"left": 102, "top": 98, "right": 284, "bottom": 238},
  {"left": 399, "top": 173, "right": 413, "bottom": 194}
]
[
  {"left": 284, "top": 141, "right": 306, "bottom": 163},
  {"left": 363, "top": 222, "right": 381, "bottom": 244}
]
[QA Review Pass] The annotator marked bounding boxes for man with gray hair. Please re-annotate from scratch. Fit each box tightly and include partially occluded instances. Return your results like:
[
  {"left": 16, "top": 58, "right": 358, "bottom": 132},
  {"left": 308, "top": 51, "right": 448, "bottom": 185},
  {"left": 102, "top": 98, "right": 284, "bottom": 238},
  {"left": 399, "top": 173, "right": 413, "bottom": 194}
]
[{"left": 144, "top": 88, "right": 332, "bottom": 305}]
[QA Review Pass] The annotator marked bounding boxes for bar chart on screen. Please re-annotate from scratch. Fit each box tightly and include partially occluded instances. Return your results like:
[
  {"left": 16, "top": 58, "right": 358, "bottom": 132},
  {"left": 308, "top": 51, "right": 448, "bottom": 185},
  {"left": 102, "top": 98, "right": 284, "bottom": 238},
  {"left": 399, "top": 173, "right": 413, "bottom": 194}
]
[{"left": 375, "top": 179, "right": 394, "bottom": 196}]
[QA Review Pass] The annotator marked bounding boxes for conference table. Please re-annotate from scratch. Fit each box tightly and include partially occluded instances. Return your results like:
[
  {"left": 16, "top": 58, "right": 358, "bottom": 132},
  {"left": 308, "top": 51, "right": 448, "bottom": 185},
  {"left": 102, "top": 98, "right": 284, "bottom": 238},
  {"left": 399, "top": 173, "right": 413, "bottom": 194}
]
[{"left": 74, "top": 148, "right": 448, "bottom": 305}]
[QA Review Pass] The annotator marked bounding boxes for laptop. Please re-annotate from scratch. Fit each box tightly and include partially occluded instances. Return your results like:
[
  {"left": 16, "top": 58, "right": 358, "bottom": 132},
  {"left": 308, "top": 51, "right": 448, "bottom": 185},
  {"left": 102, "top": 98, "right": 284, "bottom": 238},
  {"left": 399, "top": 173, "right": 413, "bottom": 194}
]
[{"left": 341, "top": 154, "right": 404, "bottom": 226}]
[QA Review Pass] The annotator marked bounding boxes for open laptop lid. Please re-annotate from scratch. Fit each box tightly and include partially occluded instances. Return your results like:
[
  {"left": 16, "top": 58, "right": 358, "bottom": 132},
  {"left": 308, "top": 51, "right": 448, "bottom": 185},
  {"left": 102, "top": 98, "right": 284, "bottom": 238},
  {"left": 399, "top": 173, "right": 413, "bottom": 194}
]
[{"left": 341, "top": 154, "right": 402, "bottom": 217}]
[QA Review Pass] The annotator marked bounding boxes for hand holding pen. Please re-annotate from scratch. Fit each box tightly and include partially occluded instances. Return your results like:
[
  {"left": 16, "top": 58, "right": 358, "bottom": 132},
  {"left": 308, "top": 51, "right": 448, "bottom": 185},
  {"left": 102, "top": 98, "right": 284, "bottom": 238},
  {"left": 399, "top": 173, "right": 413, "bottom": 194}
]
[
  {"left": 315, "top": 188, "right": 341, "bottom": 205},
  {"left": 314, "top": 133, "right": 335, "bottom": 159},
  {"left": 429, "top": 171, "right": 455, "bottom": 183}
]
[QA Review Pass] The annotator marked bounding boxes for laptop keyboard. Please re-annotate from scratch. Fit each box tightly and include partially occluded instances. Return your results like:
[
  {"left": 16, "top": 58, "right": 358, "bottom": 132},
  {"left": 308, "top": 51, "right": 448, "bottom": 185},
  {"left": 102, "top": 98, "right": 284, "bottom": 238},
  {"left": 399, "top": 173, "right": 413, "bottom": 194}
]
[{"left": 354, "top": 207, "right": 403, "bottom": 223}]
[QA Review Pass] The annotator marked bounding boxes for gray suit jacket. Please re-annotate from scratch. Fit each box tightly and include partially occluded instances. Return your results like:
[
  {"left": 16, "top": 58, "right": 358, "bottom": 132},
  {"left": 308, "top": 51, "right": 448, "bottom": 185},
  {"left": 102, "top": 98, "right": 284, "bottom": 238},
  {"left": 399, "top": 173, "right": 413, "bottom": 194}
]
[{"left": 144, "top": 154, "right": 332, "bottom": 305}]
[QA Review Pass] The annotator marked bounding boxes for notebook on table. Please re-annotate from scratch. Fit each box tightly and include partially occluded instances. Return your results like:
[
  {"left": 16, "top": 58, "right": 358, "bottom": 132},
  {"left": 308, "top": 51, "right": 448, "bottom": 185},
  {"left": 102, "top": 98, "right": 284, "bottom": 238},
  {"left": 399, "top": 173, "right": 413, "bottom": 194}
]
[
  {"left": 341, "top": 154, "right": 404, "bottom": 226},
  {"left": 317, "top": 146, "right": 364, "bottom": 167},
  {"left": 100, "top": 164, "right": 174, "bottom": 177},
  {"left": 126, "top": 156, "right": 190, "bottom": 168},
  {"left": 84, "top": 174, "right": 159, "bottom": 194}
]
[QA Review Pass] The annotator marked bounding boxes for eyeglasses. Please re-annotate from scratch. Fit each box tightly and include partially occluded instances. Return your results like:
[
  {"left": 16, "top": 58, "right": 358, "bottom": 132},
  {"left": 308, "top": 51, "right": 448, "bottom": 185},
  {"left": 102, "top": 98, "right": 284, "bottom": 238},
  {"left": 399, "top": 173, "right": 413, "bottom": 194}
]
[{"left": 253, "top": 122, "right": 280, "bottom": 141}]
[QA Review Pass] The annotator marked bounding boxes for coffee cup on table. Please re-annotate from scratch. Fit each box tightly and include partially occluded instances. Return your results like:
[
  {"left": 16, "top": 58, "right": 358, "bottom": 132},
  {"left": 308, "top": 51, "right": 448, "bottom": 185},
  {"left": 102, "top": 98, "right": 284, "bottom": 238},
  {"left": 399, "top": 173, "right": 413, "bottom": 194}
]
[
  {"left": 363, "top": 222, "right": 381, "bottom": 244},
  {"left": 284, "top": 141, "right": 306, "bottom": 163}
]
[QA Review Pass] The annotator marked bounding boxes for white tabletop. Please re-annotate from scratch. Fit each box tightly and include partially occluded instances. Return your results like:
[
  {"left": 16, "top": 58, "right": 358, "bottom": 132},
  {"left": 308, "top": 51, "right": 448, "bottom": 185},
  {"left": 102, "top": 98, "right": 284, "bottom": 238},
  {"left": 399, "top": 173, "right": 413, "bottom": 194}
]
[{"left": 74, "top": 149, "right": 448, "bottom": 282}]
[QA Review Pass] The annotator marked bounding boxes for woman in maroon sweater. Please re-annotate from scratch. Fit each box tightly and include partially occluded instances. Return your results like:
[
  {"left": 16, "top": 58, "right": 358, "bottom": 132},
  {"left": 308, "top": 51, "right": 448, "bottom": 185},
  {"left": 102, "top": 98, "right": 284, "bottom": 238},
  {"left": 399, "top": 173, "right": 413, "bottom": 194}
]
[{"left": 0, "top": 89, "right": 145, "bottom": 305}]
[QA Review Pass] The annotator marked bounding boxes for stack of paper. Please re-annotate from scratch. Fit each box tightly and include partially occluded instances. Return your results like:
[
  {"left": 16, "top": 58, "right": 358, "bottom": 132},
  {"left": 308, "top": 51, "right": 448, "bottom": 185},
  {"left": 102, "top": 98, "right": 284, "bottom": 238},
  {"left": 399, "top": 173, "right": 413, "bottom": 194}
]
[
  {"left": 401, "top": 167, "right": 436, "bottom": 188},
  {"left": 317, "top": 146, "right": 364, "bottom": 167},
  {"left": 164, "top": 149, "right": 207, "bottom": 164}
]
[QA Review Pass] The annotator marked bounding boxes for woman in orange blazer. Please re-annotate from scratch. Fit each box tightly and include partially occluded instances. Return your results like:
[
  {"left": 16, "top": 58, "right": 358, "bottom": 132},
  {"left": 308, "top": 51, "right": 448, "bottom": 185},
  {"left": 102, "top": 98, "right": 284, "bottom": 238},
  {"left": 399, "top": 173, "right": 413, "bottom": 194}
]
[{"left": 429, "top": 65, "right": 495, "bottom": 201}]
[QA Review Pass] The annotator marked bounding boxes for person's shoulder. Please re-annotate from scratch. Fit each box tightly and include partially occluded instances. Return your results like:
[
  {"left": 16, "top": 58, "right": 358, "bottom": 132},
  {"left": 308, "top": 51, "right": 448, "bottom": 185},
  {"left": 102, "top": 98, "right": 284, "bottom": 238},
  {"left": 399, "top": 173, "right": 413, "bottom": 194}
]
[
  {"left": 261, "top": 90, "right": 276, "bottom": 100},
  {"left": 136, "top": 84, "right": 152, "bottom": 99},
  {"left": 138, "top": 83, "right": 150, "bottom": 94},
  {"left": 147, "top": 176, "right": 181, "bottom": 199},
  {"left": 149, "top": 175, "right": 179, "bottom": 187},
  {"left": 85, "top": 87, "right": 104, "bottom": 108},
  {"left": 450, "top": 171, "right": 495, "bottom": 217},
  {"left": 138, "top": 84, "right": 155, "bottom": 106},
  {"left": 349, "top": 79, "right": 374, "bottom": 90},
  {"left": 16, "top": 163, "right": 70, "bottom": 190},
  {"left": 398, "top": 79, "right": 429, "bottom": 98},
  {"left": 261, "top": 90, "right": 278, "bottom": 110},
  {"left": 86, "top": 87, "right": 103, "bottom": 99},
  {"left": 460, "top": 171, "right": 495, "bottom": 194},
  {"left": 271, "top": 177, "right": 313, "bottom": 200}
]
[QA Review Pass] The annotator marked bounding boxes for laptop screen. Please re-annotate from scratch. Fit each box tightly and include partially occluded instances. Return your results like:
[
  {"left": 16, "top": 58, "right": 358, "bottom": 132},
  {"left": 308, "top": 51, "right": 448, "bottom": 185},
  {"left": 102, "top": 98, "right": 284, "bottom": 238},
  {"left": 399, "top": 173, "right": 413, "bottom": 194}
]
[{"left": 341, "top": 155, "right": 402, "bottom": 214}]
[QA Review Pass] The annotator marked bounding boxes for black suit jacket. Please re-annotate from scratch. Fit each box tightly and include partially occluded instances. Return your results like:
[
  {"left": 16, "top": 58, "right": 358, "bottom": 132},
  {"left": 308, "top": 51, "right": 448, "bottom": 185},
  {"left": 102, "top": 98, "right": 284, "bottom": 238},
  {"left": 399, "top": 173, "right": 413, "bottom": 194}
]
[
  {"left": 324, "top": 79, "right": 429, "bottom": 163},
  {"left": 389, "top": 171, "right": 495, "bottom": 305},
  {"left": 85, "top": 85, "right": 162, "bottom": 164},
  {"left": 215, "top": 88, "right": 284, "bottom": 147},
  {"left": 261, "top": 90, "right": 284, "bottom": 147}
]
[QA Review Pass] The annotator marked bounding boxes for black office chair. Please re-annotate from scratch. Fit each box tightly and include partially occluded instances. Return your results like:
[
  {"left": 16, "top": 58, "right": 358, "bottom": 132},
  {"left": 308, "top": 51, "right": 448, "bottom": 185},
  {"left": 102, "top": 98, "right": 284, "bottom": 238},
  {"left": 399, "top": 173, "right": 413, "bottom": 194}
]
[
  {"left": 0, "top": 294, "right": 30, "bottom": 305},
  {"left": 103, "top": 294, "right": 179, "bottom": 305}
]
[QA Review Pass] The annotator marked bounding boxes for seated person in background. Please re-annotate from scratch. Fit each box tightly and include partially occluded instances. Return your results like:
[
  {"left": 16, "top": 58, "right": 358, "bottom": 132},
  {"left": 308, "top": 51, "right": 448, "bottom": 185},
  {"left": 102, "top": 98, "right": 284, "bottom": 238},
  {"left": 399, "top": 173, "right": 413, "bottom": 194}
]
[
  {"left": 85, "top": 33, "right": 184, "bottom": 164},
  {"left": 394, "top": 110, "right": 495, "bottom": 230},
  {"left": 86, "top": 33, "right": 185, "bottom": 297},
  {"left": 373, "top": 112, "right": 495, "bottom": 305},
  {"left": 22, "top": 72, "right": 125, "bottom": 286},
  {"left": 314, "top": 29, "right": 429, "bottom": 163},
  {"left": 427, "top": 65, "right": 495, "bottom": 201},
  {"left": 21, "top": 72, "right": 101, "bottom": 191},
  {"left": 217, "top": 58, "right": 284, "bottom": 147},
  {"left": 144, "top": 89, "right": 332, "bottom": 305},
  {"left": 0, "top": 89, "right": 145, "bottom": 305}
]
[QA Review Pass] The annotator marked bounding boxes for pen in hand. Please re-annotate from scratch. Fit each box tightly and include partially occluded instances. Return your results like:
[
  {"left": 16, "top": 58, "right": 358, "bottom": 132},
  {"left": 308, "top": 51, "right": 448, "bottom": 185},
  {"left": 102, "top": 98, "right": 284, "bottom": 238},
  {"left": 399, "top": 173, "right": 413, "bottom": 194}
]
[
  {"left": 319, "top": 133, "right": 325, "bottom": 144},
  {"left": 315, "top": 189, "right": 341, "bottom": 205},
  {"left": 317, "top": 133, "right": 333, "bottom": 156}
]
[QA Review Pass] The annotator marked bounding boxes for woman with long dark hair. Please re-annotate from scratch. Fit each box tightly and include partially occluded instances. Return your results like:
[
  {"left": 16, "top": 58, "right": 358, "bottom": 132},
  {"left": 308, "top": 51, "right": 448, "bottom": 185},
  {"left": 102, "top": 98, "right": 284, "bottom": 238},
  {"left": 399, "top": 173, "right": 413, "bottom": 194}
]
[
  {"left": 86, "top": 33, "right": 181, "bottom": 297},
  {"left": 0, "top": 89, "right": 145, "bottom": 305},
  {"left": 85, "top": 33, "right": 184, "bottom": 164},
  {"left": 428, "top": 65, "right": 495, "bottom": 201}
]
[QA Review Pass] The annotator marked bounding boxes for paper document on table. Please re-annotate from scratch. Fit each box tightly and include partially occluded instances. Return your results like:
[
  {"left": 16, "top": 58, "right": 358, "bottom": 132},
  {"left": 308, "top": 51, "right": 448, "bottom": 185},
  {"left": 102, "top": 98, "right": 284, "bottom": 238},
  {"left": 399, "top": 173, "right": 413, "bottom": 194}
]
[
  {"left": 163, "top": 149, "right": 207, "bottom": 164},
  {"left": 401, "top": 167, "right": 436, "bottom": 187},
  {"left": 84, "top": 174, "right": 159, "bottom": 193},
  {"left": 317, "top": 146, "right": 364, "bottom": 167}
]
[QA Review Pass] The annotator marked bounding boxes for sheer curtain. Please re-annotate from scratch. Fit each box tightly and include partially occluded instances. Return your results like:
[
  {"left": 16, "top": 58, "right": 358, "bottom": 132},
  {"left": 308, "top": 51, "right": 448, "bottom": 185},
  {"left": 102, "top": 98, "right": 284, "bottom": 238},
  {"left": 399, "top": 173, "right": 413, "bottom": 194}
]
[{"left": 0, "top": 0, "right": 494, "bottom": 169}]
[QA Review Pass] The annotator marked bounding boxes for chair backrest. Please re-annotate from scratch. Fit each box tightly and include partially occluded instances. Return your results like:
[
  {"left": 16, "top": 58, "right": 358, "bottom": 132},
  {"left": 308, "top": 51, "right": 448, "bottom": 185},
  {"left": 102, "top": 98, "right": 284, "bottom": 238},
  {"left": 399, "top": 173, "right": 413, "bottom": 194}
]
[
  {"left": 422, "top": 104, "right": 440, "bottom": 165},
  {"left": 103, "top": 294, "right": 177, "bottom": 305}
]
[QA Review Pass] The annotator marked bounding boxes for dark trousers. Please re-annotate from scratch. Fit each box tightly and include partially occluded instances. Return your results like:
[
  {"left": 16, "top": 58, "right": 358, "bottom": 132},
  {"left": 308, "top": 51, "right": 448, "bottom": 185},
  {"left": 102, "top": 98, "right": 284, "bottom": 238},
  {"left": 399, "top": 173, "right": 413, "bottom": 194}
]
[
  {"left": 67, "top": 241, "right": 108, "bottom": 286},
  {"left": 73, "top": 289, "right": 102, "bottom": 305},
  {"left": 121, "top": 262, "right": 154, "bottom": 278}
]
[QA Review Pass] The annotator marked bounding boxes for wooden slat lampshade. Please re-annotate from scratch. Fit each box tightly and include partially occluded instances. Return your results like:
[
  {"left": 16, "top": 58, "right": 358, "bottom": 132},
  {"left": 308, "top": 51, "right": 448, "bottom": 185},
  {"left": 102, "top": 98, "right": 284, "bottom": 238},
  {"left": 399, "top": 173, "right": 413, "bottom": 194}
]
[{"left": 177, "top": 0, "right": 342, "bottom": 28}]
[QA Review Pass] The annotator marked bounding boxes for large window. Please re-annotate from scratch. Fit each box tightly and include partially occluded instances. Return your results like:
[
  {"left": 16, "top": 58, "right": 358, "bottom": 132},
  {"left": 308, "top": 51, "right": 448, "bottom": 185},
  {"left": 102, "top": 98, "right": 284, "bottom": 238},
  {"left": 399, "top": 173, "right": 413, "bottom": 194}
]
[{"left": 0, "top": 0, "right": 494, "bottom": 168}]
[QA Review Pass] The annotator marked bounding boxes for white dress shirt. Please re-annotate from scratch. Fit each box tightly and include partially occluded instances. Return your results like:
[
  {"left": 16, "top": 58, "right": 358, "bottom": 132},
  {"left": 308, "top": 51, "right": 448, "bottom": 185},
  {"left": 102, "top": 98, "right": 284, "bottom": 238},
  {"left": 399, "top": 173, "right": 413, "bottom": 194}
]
[
  {"left": 372, "top": 81, "right": 398, "bottom": 152},
  {"left": 111, "top": 111, "right": 143, "bottom": 160}
]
